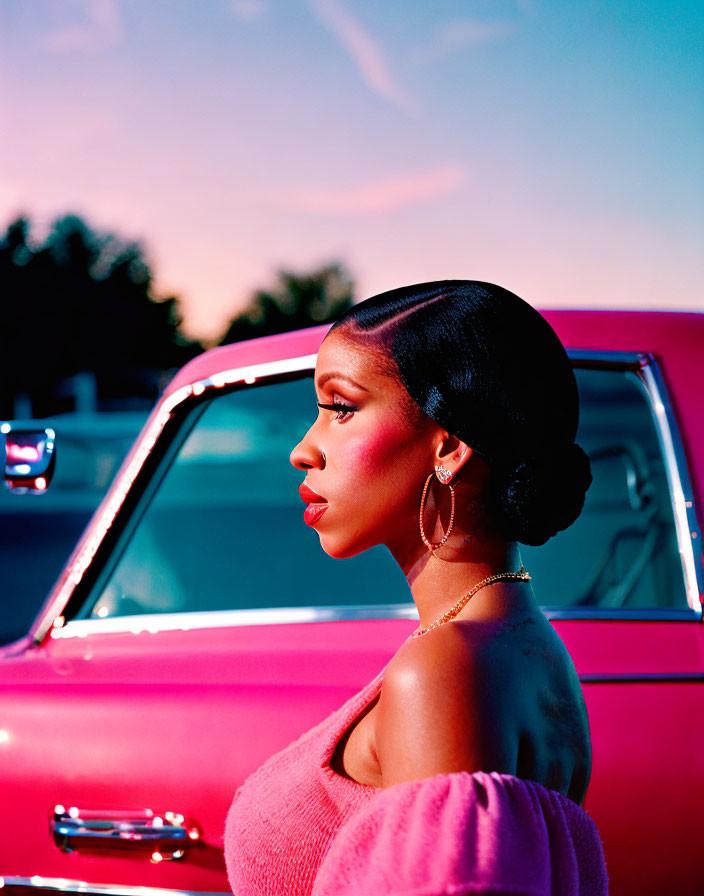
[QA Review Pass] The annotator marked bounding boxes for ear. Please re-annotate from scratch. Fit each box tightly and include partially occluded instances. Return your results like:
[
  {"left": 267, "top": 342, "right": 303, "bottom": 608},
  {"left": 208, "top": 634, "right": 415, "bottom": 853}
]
[{"left": 434, "top": 433, "right": 473, "bottom": 482}]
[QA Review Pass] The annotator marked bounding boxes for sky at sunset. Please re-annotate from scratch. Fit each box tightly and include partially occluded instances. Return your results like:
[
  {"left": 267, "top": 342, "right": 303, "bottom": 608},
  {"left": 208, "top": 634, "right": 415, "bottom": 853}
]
[{"left": 1, "top": 0, "right": 702, "bottom": 342}]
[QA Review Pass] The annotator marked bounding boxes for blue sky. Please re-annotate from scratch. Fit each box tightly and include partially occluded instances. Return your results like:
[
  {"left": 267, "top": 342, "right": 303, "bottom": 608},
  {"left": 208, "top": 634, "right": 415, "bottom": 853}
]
[{"left": 1, "top": 0, "right": 702, "bottom": 340}]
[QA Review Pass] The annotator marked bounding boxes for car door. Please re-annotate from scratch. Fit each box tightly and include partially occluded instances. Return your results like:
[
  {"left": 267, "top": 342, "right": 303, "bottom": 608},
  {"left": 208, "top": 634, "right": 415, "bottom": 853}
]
[{"left": 2, "top": 333, "right": 702, "bottom": 895}]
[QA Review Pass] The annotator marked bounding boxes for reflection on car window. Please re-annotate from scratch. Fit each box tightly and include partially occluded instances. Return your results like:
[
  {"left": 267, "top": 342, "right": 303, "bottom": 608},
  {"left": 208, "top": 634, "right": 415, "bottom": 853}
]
[{"left": 83, "top": 368, "right": 686, "bottom": 620}]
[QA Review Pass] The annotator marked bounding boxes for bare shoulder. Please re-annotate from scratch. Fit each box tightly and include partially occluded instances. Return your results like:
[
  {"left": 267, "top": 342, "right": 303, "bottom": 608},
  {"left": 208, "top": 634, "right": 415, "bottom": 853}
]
[
  {"left": 385, "top": 622, "right": 492, "bottom": 688},
  {"left": 376, "top": 623, "right": 515, "bottom": 787},
  {"left": 376, "top": 614, "right": 592, "bottom": 801},
  {"left": 384, "top": 618, "right": 515, "bottom": 701}
]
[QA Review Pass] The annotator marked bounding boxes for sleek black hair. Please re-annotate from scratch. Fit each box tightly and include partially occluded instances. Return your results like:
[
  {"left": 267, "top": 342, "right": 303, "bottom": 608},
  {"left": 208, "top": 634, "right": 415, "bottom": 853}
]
[{"left": 327, "top": 280, "right": 592, "bottom": 546}]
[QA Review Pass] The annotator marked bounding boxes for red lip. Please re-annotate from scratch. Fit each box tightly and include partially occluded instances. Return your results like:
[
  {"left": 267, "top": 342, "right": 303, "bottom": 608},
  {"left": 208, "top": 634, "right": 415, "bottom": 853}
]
[
  {"left": 303, "top": 503, "right": 328, "bottom": 526},
  {"left": 299, "top": 483, "right": 327, "bottom": 504}
]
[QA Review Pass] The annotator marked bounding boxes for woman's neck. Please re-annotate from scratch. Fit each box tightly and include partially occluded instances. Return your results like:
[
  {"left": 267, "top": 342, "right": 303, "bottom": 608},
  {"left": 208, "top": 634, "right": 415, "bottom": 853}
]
[{"left": 391, "top": 533, "right": 530, "bottom": 630}]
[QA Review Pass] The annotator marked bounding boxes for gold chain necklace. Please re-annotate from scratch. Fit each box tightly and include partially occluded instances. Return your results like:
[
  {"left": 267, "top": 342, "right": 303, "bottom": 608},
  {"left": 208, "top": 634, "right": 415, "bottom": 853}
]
[{"left": 410, "top": 565, "right": 531, "bottom": 638}]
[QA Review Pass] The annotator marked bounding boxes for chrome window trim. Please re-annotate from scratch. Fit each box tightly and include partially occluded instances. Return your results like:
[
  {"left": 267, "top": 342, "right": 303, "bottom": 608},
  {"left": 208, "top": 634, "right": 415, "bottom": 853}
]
[
  {"left": 34, "top": 347, "right": 703, "bottom": 642},
  {"left": 567, "top": 349, "right": 643, "bottom": 365},
  {"left": 51, "top": 605, "right": 421, "bottom": 639},
  {"left": 0, "top": 879, "right": 226, "bottom": 896},
  {"left": 636, "top": 357, "right": 703, "bottom": 614}
]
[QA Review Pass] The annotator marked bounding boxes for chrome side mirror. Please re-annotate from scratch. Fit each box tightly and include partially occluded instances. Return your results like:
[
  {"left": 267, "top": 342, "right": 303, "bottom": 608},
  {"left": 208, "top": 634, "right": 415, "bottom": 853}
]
[{"left": 1, "top": 424, "right": 56, "bottom": 494}]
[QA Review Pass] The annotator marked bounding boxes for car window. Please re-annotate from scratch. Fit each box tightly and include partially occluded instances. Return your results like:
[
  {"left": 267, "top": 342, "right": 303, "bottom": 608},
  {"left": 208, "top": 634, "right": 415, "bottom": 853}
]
[
  {"left": 79, "top": 366, "right": 687, "bottom": 621},
  {"left": 522, "top": 367, "right": 685, "bottom": 611}
]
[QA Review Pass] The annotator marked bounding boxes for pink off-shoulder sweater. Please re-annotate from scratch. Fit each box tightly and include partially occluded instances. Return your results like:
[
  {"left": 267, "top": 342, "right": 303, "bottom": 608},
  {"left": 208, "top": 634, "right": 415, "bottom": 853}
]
[{"left": 224, "top": 661, "right": 609, "bottom": 896}]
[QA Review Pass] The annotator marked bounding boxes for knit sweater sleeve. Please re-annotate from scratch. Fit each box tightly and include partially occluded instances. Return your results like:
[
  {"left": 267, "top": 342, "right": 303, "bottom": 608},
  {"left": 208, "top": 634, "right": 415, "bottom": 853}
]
[{"left": 310, "top": 771, "right": 608, "bottom": 896}]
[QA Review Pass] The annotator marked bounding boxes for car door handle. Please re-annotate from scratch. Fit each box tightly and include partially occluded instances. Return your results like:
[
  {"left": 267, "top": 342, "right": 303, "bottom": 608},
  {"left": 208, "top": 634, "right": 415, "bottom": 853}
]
[{"left": 52, "top": 805, "right": 201, "bottom": 862}]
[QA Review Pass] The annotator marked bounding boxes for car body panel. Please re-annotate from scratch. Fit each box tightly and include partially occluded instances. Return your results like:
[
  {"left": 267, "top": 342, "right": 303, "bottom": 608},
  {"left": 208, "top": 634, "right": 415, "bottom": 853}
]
[{"left": 4, "top": 617, "right": 704, "bottom": 891}]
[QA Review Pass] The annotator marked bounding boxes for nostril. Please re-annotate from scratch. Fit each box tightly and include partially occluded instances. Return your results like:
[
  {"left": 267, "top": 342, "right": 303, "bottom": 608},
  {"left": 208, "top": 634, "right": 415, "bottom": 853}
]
[
  {"left": 290, "top": 451, "right": 311, "bottom": 470},
  {"left": 289, "top": 444, "right": 324, "bottom": 471}
]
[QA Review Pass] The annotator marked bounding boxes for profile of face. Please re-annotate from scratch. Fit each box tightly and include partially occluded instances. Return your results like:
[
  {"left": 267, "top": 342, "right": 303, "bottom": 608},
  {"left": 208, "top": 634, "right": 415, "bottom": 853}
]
[{"left": 289, "top": 329, "right": 470, "bottom": 562}]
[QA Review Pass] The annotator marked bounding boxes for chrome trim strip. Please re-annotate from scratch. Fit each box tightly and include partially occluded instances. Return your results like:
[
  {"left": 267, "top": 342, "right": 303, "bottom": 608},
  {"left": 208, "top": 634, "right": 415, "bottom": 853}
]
[
  {"left": 32, "top": 354, "right": 318, "bottom": 644},
  {"left": 52, "top": 605, "right": 421, "bottom": 638},
  {"left": 638, "top": 359, "right": 703, "bottom": 614},
  {"left": 51, "top": 603, "right": 700, "bottom": 640},
  {"left": 0, "top": 879, "right": 226, "bottom": 896},
  {"left": 565, "top": 349, "right": 643, "bottom": 365},
  {"left": 543, "top": 607, "right": 700, "bottom": 621},
  {"left": 579, "top": 672, "right": 704, "bottom": 683}
]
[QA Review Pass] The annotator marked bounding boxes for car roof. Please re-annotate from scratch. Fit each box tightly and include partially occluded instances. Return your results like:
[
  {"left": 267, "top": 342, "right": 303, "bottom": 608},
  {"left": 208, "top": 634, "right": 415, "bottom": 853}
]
[{"left": 166, "top": 309, "right": 701, "bottom": 393}]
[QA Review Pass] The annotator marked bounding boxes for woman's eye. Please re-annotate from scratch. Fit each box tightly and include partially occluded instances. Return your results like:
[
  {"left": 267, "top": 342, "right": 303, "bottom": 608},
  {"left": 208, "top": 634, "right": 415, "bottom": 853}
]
[{"left": 317, "top": 401, "right": 357, "bottom": 421}]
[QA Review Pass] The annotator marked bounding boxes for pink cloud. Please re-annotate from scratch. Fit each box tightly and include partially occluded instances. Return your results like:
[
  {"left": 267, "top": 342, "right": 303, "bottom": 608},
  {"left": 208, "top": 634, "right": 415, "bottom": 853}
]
[
  {"left": 418, "top": 19, "right": 514, "bottom": 63},
  {"left": 229, "top": 0, "right": 268, "bottom": 23},
  {"left": 309, "top": 0, "right": 412, "bottom": 110},
  {"left": 41, "top": 0, "right": 122, "bottom": 54},
  {"left": 276, "top": 163, "right": 466, "bottom": 215}
]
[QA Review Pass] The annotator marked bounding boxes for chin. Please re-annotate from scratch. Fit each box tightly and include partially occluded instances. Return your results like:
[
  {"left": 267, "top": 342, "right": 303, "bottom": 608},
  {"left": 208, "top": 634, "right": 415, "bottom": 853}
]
[{"left": 317, "top": 532, "right": 374, "bottom": 561}]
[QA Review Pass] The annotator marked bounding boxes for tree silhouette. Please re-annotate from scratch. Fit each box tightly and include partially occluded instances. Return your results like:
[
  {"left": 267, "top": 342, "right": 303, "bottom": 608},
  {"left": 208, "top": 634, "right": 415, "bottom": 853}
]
[
  {"left": 0, "top": 214, "right": 202, "bottom": 417},
  {"left": 219, "top": 262, "right": 354, "bottom": 345}
]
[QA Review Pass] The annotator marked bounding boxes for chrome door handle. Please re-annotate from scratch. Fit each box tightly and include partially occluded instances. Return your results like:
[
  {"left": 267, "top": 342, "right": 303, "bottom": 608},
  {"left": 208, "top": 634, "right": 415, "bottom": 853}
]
[{"left": 51, "top": 805, "right": 201, "bottom": 862}]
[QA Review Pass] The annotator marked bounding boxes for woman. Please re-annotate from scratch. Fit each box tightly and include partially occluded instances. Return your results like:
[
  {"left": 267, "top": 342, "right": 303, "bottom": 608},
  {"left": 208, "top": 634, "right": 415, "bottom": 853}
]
[{"left": 225, "top": 281, "right": 608, "bottom": 895}]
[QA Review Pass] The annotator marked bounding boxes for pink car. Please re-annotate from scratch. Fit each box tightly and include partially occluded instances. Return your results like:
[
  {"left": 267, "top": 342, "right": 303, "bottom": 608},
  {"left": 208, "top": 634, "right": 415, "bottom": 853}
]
[{"left": 1, "top": 310, "right": 702, "bottom": 896}]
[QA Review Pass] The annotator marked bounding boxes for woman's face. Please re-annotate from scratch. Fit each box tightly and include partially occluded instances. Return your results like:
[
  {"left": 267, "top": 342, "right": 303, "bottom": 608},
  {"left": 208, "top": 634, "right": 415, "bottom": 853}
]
[{"left": 289, "top": 330, "right": 439, "bottom": 560}]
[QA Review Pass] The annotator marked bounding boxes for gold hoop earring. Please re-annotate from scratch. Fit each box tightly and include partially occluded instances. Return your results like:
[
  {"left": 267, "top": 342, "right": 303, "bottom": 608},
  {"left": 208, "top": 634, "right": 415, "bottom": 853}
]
[{"left": 419, "top": 472, "right": 456, "bottom": 557}]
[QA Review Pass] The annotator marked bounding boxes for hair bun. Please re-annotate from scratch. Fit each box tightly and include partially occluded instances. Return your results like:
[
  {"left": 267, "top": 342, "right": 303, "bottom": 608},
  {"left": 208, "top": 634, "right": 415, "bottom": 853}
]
[{"left": 490, "top": 443, "right": 592, "bottom": 546}]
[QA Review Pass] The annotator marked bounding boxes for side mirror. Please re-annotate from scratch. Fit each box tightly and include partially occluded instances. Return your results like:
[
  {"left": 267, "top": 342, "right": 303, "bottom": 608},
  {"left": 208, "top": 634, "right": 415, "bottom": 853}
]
[{"left": 1, "top": 424, "right": 56, "bottom": 494}]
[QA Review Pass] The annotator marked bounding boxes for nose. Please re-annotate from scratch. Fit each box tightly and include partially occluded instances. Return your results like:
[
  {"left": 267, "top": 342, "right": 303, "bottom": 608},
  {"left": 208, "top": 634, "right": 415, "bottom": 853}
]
[{"left": 290, "top": 424, "right": 326, "bottom": 471}]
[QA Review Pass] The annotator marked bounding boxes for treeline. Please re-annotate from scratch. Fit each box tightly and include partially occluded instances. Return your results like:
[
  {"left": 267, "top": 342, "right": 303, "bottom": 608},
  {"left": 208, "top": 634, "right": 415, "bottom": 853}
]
[{"left": 0, "top": 215, "right": 353, "bottom": 417}]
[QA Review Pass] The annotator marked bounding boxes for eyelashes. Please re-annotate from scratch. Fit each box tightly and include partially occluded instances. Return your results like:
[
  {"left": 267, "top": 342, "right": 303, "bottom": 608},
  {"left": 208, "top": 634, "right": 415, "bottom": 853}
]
[{"left": 316, "top": 400, "right": 357, "bottom": 421}]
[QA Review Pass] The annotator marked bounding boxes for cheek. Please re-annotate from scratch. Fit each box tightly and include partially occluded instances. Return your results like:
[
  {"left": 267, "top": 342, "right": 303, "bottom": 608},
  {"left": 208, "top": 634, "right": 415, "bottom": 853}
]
[{"left": 340, "top": 421, "right": 409, "bottom": 475}]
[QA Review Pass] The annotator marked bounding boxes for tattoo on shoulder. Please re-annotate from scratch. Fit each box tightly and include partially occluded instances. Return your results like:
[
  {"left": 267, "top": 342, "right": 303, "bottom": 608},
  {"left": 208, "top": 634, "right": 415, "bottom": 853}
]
[
  {"left": 497, "top": 617, "right": 555, "bottom": 667},
  {"left": 497, "top": 617, "right": 535, "bottom": 634}
]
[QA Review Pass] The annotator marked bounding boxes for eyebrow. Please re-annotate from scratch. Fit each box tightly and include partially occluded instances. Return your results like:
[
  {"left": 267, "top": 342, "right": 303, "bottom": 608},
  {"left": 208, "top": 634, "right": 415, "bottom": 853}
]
[{"left": 316, "top": 371, "right": 369, "bottom": 392}]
